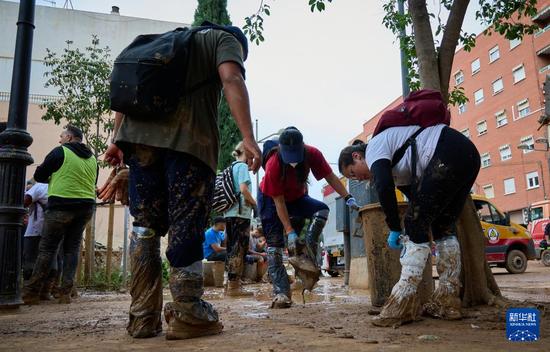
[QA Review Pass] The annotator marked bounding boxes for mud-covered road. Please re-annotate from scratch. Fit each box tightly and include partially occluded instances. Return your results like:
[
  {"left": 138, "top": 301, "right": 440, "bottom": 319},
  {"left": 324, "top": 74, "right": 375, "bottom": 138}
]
[{"left": 1, "top": 262, "right": 549, "bottom": 351}]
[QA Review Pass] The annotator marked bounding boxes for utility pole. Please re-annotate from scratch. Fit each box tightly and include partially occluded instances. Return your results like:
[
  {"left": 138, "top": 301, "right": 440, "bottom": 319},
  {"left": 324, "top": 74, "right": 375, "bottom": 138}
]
[
  {"left": 397, "top": 0, "right": 410, "bottom": 97},
  {"left": 0, "top": 0, "right": 36, "bottom": 308}
]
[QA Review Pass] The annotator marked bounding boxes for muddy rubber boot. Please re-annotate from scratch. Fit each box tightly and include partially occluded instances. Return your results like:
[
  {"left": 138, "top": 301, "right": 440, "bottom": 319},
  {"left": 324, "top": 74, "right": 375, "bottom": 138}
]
[
  {"left": 165, "top": 263, "right": 223, "bottom": 340},
  {"left": 372, "top": 238, "right": 430, "bottom": 328},
  {"left": 21, "top": 288, "right": 41, "bottom": 305},
  {"left": 127, "top": 230, "right": 163, "bottom": 338},
  {"left": 225, "top": 279, "right": 253, "bottom": 297},
  {"left": 424, "top": 235, "right": 462, "bottom": 320},
  {"left": 304, "top": 210, "right": 329, "bottom": 263},
  {"left": 58, "top": 289, "right": 71, "bottom": 304}
]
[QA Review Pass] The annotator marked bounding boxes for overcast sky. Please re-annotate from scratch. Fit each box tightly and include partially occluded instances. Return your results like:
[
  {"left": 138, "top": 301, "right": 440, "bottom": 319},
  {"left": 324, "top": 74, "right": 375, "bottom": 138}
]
[{"left": 24, "top": 0, "right": 482, "bottom": 198}]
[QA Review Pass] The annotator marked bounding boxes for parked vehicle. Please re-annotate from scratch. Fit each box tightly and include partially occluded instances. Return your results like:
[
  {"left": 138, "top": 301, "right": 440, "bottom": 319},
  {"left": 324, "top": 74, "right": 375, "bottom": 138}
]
[
  {"left": 527, "top": 218, "right": 550, "bottom": 266},
  {"left": 472, "top": 194, "right": 536, "bottom": 274}
]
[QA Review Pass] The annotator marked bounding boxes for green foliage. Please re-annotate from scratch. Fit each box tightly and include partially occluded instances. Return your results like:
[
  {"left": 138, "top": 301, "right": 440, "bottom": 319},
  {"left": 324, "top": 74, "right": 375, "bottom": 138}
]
[
  {"left": 89, "top": 267, "right": 125, "bottom": 291},
  {"left": 244, "top": 1, "right": 270, "bottom": 45},
  {"left": 308, "top": 0, "right": 333, "bottom": 13},
  {"left": 193, "top": 0, "right": 231, "bottom": 26},
  {"left": 41, "top": 35, "right": 113, "bottom": 159},
  {"left": 477, "top": 0, "right": 540, "bottom": 39},
  {"left": 194, "top": 0, "right": 241, "bottom": 171},
  {"left": 162, "top": 258, "right": 170, "bottom": 286}
]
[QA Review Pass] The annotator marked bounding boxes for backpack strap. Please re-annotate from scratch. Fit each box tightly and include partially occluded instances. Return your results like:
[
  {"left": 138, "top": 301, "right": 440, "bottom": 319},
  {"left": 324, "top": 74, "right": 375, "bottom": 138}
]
[{"left": 391, "top": 127, "right": 425, "bottom": 167}]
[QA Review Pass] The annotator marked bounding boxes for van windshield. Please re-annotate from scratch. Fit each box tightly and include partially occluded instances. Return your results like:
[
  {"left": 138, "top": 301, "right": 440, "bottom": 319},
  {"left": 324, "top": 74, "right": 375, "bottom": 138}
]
[
  {"left": 475, "top": 200, "right": 506, "bottom": 226},
  {"left": 530, "top": 207, "right": 543, "bottom": 221}
]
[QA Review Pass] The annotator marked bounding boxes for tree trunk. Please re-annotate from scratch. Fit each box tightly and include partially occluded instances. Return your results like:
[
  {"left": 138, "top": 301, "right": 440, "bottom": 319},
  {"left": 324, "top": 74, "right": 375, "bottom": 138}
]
[
  {"left": 456, "top": 197, "right": 502, "bottom": 307},
  {"left": 408, "top": 0, "right": 441, "bottom": 90},
  {"left": 409, "top": 0, "right": 502, "bottom": 308},
  {"left": 437, "top": 0, "right": 471, "bottom": 103}
]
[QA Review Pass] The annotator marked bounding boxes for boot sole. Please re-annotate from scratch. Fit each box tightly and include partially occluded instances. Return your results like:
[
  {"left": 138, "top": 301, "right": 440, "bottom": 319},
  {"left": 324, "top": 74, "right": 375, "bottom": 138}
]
[{"left": 166, "top": 321, "right": 223, "bottom": 340}]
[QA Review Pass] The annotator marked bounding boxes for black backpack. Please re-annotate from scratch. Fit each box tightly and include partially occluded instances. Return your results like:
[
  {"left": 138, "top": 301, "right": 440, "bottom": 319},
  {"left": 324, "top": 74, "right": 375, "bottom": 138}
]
[
  {"left": 110, "top": 26, "right": 202, "bottom": 119},
  {"left": 212, "top": 161, "right": 244, "bottom": 213}
]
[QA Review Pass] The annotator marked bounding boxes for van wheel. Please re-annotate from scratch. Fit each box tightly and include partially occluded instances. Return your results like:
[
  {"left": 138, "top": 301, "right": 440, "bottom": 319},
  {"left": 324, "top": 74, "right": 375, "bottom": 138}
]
[
  {"left": 505, "top": 250, "right": 527, "bottom": 274},
  {"left": 541, "top": 250, "right": 550, "bottom": 267}
]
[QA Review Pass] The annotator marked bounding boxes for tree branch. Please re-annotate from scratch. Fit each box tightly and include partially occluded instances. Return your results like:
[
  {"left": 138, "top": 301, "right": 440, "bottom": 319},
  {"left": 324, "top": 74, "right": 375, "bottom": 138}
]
[
  {"left": 438, "top": 0, "right": 470, "bottom": 103},
  {"left": 408, "top": 0, "right": 440, "bottom": 90}
]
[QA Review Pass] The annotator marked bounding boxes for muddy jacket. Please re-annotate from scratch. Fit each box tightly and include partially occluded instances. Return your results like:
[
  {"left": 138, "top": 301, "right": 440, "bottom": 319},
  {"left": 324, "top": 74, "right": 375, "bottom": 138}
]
[{"left": 34, "top": 142, "right": 97, "bottom": 209}]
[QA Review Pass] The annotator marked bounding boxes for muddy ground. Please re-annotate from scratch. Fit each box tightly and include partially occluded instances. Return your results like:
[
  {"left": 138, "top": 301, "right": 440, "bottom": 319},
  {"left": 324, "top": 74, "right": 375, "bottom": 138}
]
[{"left": 1, "top": 262, "right": 549, "bottom": 352}]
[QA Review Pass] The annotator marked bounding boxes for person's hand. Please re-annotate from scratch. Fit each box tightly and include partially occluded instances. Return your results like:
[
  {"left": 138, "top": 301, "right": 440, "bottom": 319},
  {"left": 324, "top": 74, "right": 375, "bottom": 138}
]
[
  {"left": 242, "top": 137, "right": 261, "bottom": 173},
  {"left": 345, "top": 196, "right": 359, "bottom": 211},
  {"left": 97, "top": 167, "right": 129, "bottom": 205},
  {"left": 287, "top": 230, "right": 298, "bottom": 257},
  {"left": 387, "top": 230, "right": 402, "bottom": 250},
  {"left": 104, "top": 143, "right": 124, "bottom": 167}
]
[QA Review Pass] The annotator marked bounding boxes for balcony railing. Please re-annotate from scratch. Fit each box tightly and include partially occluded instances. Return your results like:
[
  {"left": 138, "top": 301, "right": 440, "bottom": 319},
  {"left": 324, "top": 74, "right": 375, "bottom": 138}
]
[{"left": 0, "top": 91, "right": 60, "bottom": 104}]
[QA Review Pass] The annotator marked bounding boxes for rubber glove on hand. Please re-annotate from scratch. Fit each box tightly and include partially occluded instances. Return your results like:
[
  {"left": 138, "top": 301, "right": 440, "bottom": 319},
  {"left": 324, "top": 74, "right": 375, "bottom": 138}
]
[
  {"left": 387, "top": 230, "right": 403, "bottom": 250},
  {"left": 345, "top": 196, "right": 359, "bottom": 211},
  {"left": 287, "top": 231, "right": 298, "bottom": 257}
]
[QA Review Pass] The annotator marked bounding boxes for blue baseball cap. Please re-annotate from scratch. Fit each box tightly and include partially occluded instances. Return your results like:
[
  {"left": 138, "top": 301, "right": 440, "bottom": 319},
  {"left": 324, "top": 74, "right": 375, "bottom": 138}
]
[{"left": 279, "top": 127, "right": 304, "bottom": 164}]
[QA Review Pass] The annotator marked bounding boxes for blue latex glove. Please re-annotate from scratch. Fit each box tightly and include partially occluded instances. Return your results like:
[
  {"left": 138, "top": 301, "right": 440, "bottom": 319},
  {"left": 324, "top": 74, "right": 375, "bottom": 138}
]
[
  {"left": 345, "top": 196, "right": 360, "bottom": 210},
  {"left": 287, "top": 231, "right": 298, "bottom": 256},
  {"left": 387, "top": 231, "right": 403, "bottom": 250}
]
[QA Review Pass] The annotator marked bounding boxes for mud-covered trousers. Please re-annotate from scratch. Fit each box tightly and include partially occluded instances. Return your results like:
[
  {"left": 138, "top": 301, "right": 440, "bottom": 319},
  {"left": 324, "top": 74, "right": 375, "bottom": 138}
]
[
  {"left": 402, "top": 126, "right": 481, "bottom": 244},
  {"left": 258, "top": 191, "right": 328, "bottom": 295},
  {"left": 224, "top": 217, "right": 251, "bottom": 281},
  {"left": 23, "top": 236, "right": 63, "bottom": 281},
  {"left": 125, "top": 146, "right": 215, "bottom": 336},
  {"left": 24, "top": 205, "right": 94, "bottom": 294},
  {"left": 127, "top": 147, "right": 215, "bottom": 266}
]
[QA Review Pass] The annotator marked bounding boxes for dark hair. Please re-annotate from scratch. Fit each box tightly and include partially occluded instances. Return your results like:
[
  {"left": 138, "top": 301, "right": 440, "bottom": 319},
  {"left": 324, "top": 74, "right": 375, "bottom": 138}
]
[
  {"left": 64, "top": 124, "right": 83, "bottom": 141},
  {"left": 213, "top": 216, "right": 226, "bottom": 225},
  {"left": 338, "top": 139, "right": 367, "bottom": 174}
]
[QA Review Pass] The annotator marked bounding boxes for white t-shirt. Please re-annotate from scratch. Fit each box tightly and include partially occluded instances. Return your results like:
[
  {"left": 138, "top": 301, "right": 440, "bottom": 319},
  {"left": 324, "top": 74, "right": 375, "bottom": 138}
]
[
  {"left": 366, "top": 124, "right": 446, "bottom": 186},
  {"left": 24, "top": 183, "right": 48, "bottom": 237}
]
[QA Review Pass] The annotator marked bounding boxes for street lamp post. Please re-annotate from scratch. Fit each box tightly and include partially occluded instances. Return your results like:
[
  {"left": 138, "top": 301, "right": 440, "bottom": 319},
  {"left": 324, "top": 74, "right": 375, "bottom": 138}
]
[{"left": 0, "top": 0, "right": 36, "bottom": 308}]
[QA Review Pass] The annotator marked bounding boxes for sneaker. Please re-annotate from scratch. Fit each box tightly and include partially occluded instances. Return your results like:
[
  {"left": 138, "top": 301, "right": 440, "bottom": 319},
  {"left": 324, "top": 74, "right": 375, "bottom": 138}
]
[{"left": 271, "top": 293, "right": 292, "bottom": 309}]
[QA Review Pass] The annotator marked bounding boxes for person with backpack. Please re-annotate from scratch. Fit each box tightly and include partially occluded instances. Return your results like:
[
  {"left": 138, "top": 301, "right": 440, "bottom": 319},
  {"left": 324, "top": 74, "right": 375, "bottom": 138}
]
[
  {"left": 338, "top": 102, "right": 480, "bottom": 326},
  {"left": 221, "top": 141, "right": 257, "bottom": 296},
  {"left": 259, "top": 127, "right": 359, "bottom": 309},
  {"left": 102, "top": 24, "right": 261, "bottom": 340}
]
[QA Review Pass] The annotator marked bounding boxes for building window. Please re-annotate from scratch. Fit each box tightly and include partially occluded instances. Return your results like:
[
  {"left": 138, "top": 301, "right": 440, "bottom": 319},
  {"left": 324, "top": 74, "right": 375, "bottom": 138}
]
[
  {"left": 492, "top": 78, "right": 504, "bottom": 95},
  {"left": 460, "top": 128, "right": 470, "bottom": 139},
  {"left": 513, "top": 64, "right": 526, "bottom": 83},
  {"left": 481, "top": 153, "right": 491, "bottom": 168},
  {"left": 489, "top": 45, "right": 500, "bottom": 63},
  {"left": 477, "top": 120, "right": 488, "bottom": 136},
  {"left": 510, "top": 37, "right": 522, "bottom": 49},
  {"left": 454, "top": 70, "right": 464, "bottom": 85},
  {"left": 495, "top": 110, "right": 508, "bottom": 127},
  {"left": 526, "top": 171, "right": 540, "bottom": 190},
  {"left": 517, "top": 99, "right": 530, "bottom": 118},
  {"left": 483, "top": 184, "right": 495, "bottom": 199},
  {"left": 520, "top": 135, "right": 535, "bottom": 153},
  {"left": 504, "top": 178, "right": 516, "bottom": 195},
  {"left": 499, "top": 144, "right": 512, "bottom": 161},
  {"left": 474, "top": 89, "right": 484, "bottom": 105},
  {"left": 471, "top": 58, "right": 481, "bottom": 75},
  {"left": 458, "top": 102, "right": 467, "bottom": 115}
]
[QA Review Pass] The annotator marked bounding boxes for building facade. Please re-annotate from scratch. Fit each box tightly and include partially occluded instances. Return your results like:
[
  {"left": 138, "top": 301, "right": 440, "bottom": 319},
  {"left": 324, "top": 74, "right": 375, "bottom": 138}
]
[{"left": 359, "top": 1, "right": 550, "bottom": 225}]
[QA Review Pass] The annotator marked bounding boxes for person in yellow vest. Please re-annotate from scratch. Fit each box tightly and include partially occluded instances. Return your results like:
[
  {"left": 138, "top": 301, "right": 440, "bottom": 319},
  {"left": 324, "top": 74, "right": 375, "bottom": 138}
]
[{"left": 22, "top": 125, "right": 97, "bottom": 305}]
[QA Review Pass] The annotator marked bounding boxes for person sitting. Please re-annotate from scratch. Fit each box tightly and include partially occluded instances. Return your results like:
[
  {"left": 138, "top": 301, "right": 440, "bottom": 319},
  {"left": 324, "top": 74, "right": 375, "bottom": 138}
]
[
  {"left": 203, "top": 217, "right": 226, "bottom": 262},
  {"left": 247, "top": 227, "right": 268, "bottom": 281}
]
